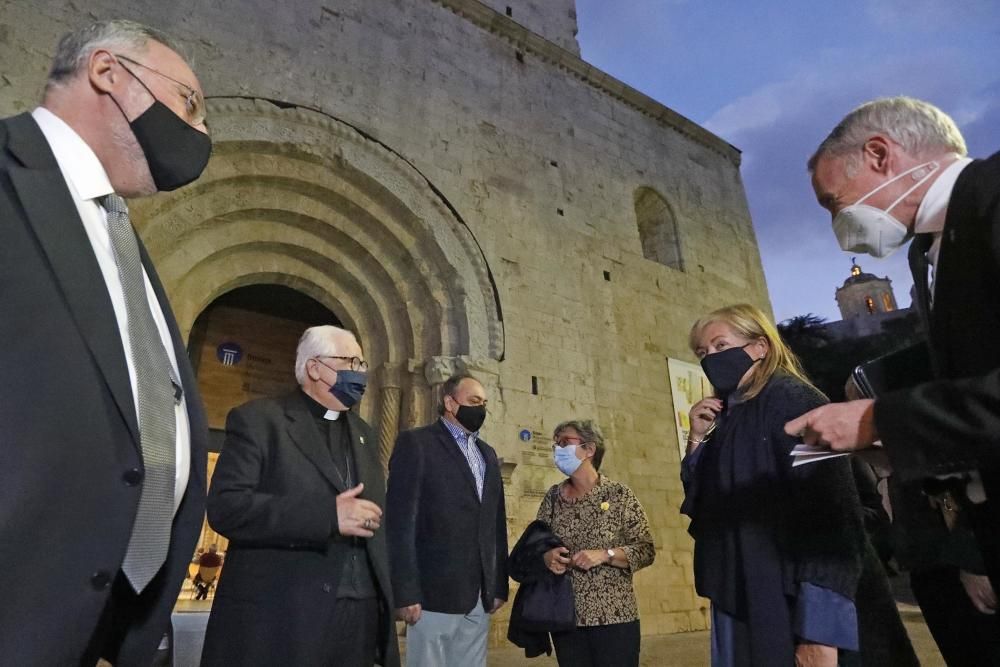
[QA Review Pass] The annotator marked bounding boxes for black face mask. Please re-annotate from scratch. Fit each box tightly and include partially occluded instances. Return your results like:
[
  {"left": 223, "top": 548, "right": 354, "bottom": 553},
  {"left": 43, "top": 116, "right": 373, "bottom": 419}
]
[
  {"left": 700, "top": 344, "right": 760, "bottom": 399},
  {"left": 110, "top": 70, "right": 212, "bottom": 191},
  {"left": 453, "top": 404, "right": 487, "bottom": 432},
  {"left": 128, "top": 100, "right": 212, "bottom": 191}
]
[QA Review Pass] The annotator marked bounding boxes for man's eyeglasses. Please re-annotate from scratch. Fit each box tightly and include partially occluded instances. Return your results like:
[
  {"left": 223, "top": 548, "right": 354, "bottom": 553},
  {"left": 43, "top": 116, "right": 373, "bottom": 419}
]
[
  {"left": 314, "top": 355, "right": 369, "bottom": 372},
  {"left": 114, "top": 54, "right": 206, "bottom": 126}
]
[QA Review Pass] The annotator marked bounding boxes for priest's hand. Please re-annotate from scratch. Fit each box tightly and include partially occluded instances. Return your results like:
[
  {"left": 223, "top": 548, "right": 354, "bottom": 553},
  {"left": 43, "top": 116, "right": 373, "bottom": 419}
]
[{"left": 336, "top": 483, "right": 382, "bottom": 537}]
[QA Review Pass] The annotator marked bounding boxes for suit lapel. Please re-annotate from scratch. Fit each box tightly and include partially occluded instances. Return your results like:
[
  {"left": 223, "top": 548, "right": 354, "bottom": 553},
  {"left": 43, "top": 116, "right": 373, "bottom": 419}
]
[
  {"left": 434, "top": 420, "right": 481, "bottom": 501},
  {"left": 345, "top": 412, "right": 376, "bottom": 490},
  {"left": 284, "top": 393, "right": 345, "bottom": 493},
  {"left": 927, "top": 172, "right": 974, "bottom": 379},
  {"left": 6, "top": 114, "right": 139, "bottom": 445}
]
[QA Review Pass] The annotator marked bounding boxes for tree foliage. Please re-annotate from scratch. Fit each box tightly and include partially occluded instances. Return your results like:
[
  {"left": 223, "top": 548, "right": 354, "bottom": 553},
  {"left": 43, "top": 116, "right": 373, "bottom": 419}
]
[{"left": 778, "top": 311, "right": 924, "bottom": 402}]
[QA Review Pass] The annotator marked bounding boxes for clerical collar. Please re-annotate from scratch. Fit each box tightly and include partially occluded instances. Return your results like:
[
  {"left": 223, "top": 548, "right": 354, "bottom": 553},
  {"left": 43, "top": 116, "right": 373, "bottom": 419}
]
[{"left": 301, "top": 389, "right": 342, "bottom": 421}]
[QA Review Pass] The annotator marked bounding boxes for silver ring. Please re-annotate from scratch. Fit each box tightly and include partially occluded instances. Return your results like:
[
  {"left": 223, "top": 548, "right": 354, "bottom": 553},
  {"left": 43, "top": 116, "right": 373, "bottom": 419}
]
[{"left": 363, "top": 518, "right": 373, "bottom": 529}]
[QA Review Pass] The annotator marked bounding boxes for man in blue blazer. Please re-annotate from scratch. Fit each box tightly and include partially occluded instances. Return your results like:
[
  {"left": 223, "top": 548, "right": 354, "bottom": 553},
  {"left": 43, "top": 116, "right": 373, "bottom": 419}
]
[{"left": 387, "top": 373, "right": 509, "bottom": 666}]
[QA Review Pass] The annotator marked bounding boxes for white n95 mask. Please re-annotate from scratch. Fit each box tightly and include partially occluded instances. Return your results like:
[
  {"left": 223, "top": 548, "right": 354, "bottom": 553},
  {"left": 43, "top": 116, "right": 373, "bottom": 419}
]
[{"left": 831, "top": 161, "right": 938, "bottom": 258}]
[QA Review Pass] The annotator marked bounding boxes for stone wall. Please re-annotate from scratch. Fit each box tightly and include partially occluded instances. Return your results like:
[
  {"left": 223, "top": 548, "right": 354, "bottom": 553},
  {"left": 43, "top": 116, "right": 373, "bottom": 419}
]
[
  {"left": 476, "top": 0, "right": 581, "bottom": 54},
  {"left": 0, "top": 0, "right": 772, "bottom": 638}
]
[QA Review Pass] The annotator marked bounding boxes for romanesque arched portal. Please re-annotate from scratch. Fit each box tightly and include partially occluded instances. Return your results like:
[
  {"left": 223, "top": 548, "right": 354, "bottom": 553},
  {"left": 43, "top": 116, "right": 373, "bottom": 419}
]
[{"left": 131, "top": 97, "right": 504, "bottom": 468}]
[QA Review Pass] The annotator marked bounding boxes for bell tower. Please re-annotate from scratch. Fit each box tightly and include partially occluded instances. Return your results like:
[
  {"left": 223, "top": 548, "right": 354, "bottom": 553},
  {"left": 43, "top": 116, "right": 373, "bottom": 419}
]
[{"left": 835, "top": 259, "right": 898, "bottom": 319}]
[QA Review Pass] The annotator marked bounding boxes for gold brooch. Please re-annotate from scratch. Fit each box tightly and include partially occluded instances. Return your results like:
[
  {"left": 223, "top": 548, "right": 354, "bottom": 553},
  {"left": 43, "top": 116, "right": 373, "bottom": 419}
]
[{"left": 600, "top": 501, "right": 610, "bottom": 511}]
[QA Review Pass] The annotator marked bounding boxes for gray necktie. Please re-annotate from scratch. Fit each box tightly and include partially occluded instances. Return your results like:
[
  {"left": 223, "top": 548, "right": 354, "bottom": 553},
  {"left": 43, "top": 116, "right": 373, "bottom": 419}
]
[{"left": 101, "top": 193, "right": 177, "bottom": 593}]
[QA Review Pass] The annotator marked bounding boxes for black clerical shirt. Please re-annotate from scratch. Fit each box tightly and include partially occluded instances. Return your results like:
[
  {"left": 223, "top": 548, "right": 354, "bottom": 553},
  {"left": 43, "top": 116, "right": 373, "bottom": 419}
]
[{"left": 302, "top": 390, "right": 377, "bottom": 600}]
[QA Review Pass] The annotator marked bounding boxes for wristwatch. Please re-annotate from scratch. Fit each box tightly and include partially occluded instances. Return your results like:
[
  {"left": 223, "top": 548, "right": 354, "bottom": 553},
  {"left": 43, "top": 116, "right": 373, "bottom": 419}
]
[{"left": 606, "top": 548, "right": 615, "bottom": 563}]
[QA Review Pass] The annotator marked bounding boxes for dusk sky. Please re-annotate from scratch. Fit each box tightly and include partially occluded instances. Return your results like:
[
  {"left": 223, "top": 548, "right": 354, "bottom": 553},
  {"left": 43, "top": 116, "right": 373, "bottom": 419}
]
[{"left": 575, "top": 0, "right": 1000, "bottom": 323}]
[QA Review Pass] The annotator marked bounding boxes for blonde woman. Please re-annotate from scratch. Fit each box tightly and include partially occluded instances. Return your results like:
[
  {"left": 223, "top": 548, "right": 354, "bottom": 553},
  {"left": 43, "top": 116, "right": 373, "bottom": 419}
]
[{"left": 681, "top": 305, "right": 867, "bottom": 667}]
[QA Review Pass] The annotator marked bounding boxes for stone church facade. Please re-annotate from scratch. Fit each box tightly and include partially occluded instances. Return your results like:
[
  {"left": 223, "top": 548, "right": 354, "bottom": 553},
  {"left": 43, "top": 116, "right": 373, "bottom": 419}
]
[{"left": 1, "top": 0, "right": 772, "bottom": 640}]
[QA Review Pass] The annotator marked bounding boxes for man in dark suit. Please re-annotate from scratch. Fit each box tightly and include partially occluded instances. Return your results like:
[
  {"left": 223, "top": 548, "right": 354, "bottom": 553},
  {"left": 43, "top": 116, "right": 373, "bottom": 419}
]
[
  {"left": 202, "top": 325, "right": 400, "bottom": 667},
  {"left": 387, "top": 373, "right": 509, "bottom": 667},
  {"left": 787, "top": 96, "right": 1000, "bottom": 662},
  {"left": 0, "top": 20, "right": 211, "bottom": 666}
]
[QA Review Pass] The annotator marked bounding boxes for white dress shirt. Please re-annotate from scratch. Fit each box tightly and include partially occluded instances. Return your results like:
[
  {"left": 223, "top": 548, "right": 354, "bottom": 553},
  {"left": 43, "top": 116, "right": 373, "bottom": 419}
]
[
  {"left": 32, "top": 107, "right": 191, "bottom": 514},
  {"left": 913, "top": 156, "right": 972, "bottom": 297}
]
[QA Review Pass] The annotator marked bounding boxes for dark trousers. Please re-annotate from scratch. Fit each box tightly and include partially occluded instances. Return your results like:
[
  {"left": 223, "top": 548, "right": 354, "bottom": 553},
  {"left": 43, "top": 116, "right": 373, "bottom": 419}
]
[
  {"left": 853, "top": 544, "right": 919, "bottom": 666},
  {"left": 970, "top": 499, "right": 1000, "bottom": 595},
  {"left": 194, "top": 578, "right": 211, "bottom": 600},
  {"left": 324, "top": 597, "right": 380, "bottom": 667},
  {"left": 911, "top": 566, "right": 1000, "bottom": 667},
  {"left": 551, "top": 620, "right": 640, "bottom": 667},
  {"left": 80, "top": 569, "right": 166, "bottom": 667}
]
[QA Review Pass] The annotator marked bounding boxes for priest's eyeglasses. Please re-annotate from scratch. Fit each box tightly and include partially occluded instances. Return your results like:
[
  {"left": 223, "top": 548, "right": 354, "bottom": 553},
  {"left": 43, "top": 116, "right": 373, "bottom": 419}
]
[{"left": 315, "top": 355, "right": 369, "bottom": 372}]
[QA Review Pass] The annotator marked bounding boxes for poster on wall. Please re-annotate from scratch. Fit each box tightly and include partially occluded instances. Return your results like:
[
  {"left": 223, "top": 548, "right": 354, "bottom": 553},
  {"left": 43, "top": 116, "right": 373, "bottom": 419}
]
[{"left": 667, "top": 357, "right": 714, "bottom": 462}]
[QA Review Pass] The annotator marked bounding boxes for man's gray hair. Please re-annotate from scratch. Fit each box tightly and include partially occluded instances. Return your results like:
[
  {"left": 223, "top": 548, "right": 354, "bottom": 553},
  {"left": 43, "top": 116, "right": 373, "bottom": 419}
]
[
  {"left": 294, "top": 325, "right": 358, "bottom": 385},
  {"left": 808, "top": 96, "right": 967, "bottom": 173},
  {"left": 553, "top": 419, "right": 607, "bottom": 471},
  {"left": 46, "top": 20, "right": 187, "bottom": 89}
]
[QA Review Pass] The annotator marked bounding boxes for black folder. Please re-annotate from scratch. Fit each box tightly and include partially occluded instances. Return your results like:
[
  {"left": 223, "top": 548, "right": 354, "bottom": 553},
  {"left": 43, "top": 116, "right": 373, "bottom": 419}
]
[{"left": 852, "top": 343, "right": 932, "bottom": 399}]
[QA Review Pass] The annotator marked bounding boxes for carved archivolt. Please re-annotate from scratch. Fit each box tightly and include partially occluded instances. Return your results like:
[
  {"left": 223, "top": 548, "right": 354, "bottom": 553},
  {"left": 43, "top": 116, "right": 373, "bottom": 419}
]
[{"left": 132, "top": 97, "right": 504, "bottom": 366}]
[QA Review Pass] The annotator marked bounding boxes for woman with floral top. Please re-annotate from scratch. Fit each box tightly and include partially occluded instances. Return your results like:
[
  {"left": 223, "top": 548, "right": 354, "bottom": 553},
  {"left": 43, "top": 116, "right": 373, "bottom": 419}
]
[{"left": 537, "top": 419, "right": 655, "bottom": 667}]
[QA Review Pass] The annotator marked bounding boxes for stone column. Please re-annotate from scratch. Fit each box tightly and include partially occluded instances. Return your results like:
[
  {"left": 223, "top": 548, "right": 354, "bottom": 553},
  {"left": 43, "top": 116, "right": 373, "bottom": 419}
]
[{"left": 375, "top": 362, "right": 404, "bottom": 475}]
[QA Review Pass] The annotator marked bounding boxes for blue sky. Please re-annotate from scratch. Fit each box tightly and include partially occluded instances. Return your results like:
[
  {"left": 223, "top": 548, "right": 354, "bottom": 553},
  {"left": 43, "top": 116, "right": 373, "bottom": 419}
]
[{"left": 576, "top": 0, "right": 1000, "bottom": 322}]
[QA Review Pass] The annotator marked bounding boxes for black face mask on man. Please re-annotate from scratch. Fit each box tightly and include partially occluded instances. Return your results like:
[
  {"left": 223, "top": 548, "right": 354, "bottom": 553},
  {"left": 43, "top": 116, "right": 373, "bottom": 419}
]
[
  {"left": 110, "top": 62, "right": 212, "bottom": 191},
  {"left": 452, "top": 403, "right": 487, "bottom": 432},
  {"left": 700, "top": 343, "right": 761, "bottom": 399}
]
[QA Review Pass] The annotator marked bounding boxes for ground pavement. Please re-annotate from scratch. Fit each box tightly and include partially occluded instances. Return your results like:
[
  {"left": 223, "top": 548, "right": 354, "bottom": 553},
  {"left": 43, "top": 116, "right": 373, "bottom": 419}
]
[{"left": 483, "top": 611, "right": 943, "bottom": 666}]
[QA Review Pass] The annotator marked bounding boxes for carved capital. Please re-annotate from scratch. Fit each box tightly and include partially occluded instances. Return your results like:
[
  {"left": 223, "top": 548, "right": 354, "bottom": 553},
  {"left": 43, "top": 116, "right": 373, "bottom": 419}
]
[{"left": 422, "top": 355, "right": 467, "bottom": 386}]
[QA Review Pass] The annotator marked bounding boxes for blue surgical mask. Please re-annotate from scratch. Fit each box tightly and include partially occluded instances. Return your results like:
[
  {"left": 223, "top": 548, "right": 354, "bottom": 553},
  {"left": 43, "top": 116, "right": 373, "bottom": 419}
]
[
  {"left": 330, "top": 370, "right": 367, "bottom": 408},
  {"left": 553, "top": 445, "right": 583, "bottom": 476}
]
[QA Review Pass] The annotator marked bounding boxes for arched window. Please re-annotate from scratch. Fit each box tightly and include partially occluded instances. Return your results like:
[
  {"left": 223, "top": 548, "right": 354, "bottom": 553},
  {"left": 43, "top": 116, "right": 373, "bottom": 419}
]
[
  {"left": 634, "top": 187, "right": 683, "bottom": 271},
  {"left": 882, "top": 293, "right": 894, "bottom": 312},
  {"left": 865, "top": 296, "right": 875, "bottom": 314}
]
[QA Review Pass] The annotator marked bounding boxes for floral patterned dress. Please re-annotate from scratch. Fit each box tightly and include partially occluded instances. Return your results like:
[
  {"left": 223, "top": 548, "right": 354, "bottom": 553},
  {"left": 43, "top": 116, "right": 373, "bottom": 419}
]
[{"left": 536, "top": 475, "right": 655, "bottom": 626}]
